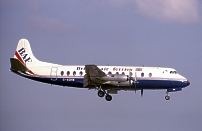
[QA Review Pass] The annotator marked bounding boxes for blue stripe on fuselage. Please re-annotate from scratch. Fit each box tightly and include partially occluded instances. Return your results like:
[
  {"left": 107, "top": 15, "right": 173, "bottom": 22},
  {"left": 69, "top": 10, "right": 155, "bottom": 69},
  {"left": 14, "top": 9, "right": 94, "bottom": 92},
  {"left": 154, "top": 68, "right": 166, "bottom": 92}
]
[
  {"left": 136, "top": 79, "right": 187, "bottom": 89},
  {"left": 13, "top": 71, "right": 188, "bottom": 90}
]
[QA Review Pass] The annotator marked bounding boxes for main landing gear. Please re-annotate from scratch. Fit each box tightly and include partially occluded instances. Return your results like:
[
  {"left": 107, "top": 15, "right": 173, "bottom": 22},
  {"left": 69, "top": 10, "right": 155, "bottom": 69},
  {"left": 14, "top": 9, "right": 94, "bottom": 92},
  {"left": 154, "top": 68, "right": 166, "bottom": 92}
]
[
  {"left": 98, "top": 90, "right": 105, "bottom": 97},
  {"left": 165, "top": 92, "right": 170, "bottom": 100},
  {"left": 97, "top": 90, "right": 112, "bottom": 101}
]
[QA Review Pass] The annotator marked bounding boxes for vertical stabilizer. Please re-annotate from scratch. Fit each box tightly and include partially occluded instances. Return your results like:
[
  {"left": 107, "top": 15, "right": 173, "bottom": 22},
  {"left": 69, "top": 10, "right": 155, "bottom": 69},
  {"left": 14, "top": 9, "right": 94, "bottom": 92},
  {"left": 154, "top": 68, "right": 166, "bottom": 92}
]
[{"left": 14, "top": 39, "right": 41, "bottom": 67}]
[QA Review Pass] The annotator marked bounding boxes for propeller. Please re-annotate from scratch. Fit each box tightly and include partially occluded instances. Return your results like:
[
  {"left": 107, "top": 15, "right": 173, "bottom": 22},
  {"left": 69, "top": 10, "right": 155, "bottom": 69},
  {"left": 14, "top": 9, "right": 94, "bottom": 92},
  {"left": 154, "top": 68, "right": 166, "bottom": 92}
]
[
  {"left": 128, "top": 71, "right": 142, "bottom": 96},
  {"left": 141, "top": 89, "right": 143, "bottom": 97},
  {"left": 128, "top": 71, "right": 137, "bottom": 90},
  {"left": 128, "top": 71, "right": 133, "bottom": 87},
  {"left": 134, "top": 72, "right": 137, "bottom": 93}
]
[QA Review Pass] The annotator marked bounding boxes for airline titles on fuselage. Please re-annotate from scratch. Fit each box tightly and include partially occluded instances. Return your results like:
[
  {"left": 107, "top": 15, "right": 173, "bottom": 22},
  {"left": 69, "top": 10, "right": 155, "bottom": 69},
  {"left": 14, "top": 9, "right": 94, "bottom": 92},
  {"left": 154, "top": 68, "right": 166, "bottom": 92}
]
[
  {"left": 76, "top": 66, "right": 136, "bottom": 72},
  {"left": 76, "top": 67, "right": 109, "bottom": 71}
]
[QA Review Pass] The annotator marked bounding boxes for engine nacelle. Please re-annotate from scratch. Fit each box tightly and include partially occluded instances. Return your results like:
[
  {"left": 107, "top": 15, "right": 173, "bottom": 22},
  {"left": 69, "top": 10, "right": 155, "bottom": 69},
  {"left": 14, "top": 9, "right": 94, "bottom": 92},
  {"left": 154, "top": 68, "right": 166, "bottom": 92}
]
[
  {"left": 109, "top": 81, "right": 131, "bottom": 86},
  {"left": 101, "top": 74, "right": 128, "bottom": 82}
]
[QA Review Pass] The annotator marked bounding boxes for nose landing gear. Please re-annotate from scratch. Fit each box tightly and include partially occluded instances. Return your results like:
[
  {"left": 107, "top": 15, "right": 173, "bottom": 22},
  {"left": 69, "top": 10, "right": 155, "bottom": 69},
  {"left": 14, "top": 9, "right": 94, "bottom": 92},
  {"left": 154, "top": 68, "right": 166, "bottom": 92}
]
[
  {"left": 165, "top": 95, "right": 170, "bottom": 100},
  {"left": 165, "top": 92, "right": 170, "bottom": 100}
]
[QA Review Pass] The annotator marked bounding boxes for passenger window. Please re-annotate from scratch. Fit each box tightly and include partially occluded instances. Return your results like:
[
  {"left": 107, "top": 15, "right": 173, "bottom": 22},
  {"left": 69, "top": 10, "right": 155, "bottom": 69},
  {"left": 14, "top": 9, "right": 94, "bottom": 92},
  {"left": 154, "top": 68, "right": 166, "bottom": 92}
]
[
  {"left": 79, "top": 71, "right": 83, "bottom": 76},
  {"left": 141, "top": 72, "right": 144, "bottom": 77},
  {"left": 67, "top": 71, "right": 70, "bottom": 76},
  {"left": 73, "top": 71, "right": 76, "bottom": 76},
  {"left": 108, "top": 72, "right": 112, "bottom": 75},
  {"left": 149, "top": 73, "right": 152, "bottom": 77},
  {"left": 129, "top": 72, "right": 133, "bottom": 76},
  {"left": 61, "top": 71, "right": 64, "bottom": 76}
]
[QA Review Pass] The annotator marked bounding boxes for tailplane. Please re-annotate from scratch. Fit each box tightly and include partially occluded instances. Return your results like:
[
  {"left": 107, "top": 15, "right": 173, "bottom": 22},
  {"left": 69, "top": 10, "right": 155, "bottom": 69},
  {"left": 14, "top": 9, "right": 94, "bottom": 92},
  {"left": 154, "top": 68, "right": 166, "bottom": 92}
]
[{"left": 10, "top": 58, "right": 28, "bottom": 71}]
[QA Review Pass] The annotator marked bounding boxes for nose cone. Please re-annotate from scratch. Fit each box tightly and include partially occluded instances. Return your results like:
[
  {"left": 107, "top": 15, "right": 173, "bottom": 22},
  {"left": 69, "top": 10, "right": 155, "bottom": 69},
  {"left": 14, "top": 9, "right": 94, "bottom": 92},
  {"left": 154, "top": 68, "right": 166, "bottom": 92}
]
[{"left": 187, "top": 80, "right": 190, "bottom": 86}]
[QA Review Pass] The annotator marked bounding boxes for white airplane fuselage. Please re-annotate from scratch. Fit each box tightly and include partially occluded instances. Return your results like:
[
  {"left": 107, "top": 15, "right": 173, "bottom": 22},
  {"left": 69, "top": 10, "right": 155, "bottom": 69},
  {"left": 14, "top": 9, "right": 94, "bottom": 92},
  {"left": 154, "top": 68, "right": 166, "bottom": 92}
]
[{"left": 10, "top": 39, "right": 190, "bottom": 101}]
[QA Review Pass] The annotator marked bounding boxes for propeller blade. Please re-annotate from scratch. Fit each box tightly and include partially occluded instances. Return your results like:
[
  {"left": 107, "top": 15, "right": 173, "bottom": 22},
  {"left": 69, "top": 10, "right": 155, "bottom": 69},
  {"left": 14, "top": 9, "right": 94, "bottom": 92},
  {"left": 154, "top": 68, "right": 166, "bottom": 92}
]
[
  {"left": 141, "top": 89, "right": 143, "bottom": 97},
  {"left": 129, "top": 71, "right": 132, "bottom": 88},
  {"left": 129, "top": 79, "right": 131, "bottom": 87},
  {"left": 134, "top": 72, "right": 137, "bottom": 92}
]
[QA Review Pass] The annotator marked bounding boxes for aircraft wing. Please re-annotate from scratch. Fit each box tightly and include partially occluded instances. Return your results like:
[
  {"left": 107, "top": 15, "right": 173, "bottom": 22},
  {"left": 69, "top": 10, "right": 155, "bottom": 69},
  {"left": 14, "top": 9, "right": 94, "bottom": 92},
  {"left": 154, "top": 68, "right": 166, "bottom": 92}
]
[
  {"left": 85, "top": 65, "right": 106, "bottom": 77},
  {"left": 83, "top": 65, "right": 107, "bottom": 87}
]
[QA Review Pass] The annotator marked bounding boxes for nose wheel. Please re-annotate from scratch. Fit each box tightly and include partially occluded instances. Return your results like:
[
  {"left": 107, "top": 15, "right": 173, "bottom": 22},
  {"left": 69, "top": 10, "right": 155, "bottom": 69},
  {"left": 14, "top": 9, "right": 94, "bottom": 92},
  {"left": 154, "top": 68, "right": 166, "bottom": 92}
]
[
  {"left": 97, "top": 90, "right": 112, "bottom": 101},
  {"left": 165, "top": 92, "right": 170, "bottom": 100},
  {"left": 165, "top": 95, "right": 170, "bottom": 100}
]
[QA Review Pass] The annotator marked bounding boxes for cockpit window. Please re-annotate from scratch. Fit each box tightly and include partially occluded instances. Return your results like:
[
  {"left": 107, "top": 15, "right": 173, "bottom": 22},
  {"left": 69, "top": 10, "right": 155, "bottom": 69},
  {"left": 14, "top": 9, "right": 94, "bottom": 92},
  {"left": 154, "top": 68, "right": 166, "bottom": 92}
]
[{"left": 170, "top": 71, "right": 177, "bottom": 74}]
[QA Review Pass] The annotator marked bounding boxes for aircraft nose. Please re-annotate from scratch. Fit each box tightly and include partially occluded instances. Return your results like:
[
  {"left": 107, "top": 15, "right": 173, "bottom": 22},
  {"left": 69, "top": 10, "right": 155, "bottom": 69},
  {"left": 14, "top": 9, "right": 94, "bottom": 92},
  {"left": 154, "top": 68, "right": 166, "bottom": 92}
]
[{"left": 187, "top": 80, "right": 190, "bottom": 86}]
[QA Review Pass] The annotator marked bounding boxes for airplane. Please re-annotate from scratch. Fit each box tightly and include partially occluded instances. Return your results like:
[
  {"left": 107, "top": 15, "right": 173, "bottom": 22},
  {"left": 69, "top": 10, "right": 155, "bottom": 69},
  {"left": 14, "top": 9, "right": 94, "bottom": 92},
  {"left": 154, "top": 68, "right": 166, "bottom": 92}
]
[{"left": 10, "top": 39, "right": 190, "bottom": 101}]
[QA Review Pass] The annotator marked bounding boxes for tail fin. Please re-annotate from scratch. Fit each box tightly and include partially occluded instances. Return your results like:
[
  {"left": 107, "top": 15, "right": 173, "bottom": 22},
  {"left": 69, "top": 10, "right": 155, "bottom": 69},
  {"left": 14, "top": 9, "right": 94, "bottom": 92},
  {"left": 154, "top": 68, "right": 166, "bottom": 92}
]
[{"left": 14, "top": 39, "right": 41, "bottom": 67}]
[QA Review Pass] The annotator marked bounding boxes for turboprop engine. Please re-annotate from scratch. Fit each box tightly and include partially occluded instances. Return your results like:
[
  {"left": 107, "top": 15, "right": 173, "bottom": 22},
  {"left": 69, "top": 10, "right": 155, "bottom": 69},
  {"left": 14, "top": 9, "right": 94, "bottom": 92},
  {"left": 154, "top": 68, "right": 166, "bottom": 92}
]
[
  {"left": 100, "top": 73, "right": 136, "bottom": 87},
  {"left": 101, "top": 74, "right": 128, "bottom": 82}
]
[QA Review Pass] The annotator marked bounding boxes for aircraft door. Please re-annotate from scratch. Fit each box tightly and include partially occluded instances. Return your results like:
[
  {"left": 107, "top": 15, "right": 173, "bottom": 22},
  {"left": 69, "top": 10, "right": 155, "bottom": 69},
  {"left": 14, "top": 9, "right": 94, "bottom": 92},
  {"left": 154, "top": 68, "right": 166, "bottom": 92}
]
[{"left": 50, "top": 67, "right": 58, "bottom": 81}]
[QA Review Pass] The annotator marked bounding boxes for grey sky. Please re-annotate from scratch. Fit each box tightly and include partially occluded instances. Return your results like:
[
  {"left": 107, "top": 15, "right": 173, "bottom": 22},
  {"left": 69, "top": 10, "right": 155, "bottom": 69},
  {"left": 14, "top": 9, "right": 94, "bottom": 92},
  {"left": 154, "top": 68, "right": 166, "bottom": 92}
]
[{"left": 0, "top": 0, "right": 201, "bottom": 131}]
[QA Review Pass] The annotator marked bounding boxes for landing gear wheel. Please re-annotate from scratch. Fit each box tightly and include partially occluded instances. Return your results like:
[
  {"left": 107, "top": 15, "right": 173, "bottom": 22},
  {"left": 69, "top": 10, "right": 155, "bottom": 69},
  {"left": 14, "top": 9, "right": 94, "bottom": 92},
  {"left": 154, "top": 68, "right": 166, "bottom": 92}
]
[
  {"left": 98, "top": 90, "right": 105, "bottom": 98},
  {"left": 165, "top": 95, "right": 170, "bottom": 100},
  {"left": 105, "top": 95, "right": 112, "bottom": 101}
]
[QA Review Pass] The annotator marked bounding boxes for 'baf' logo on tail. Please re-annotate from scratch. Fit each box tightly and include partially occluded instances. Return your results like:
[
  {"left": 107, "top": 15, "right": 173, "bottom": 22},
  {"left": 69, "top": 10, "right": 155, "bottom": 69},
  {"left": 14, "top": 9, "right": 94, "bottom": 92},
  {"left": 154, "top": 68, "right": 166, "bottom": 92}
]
[{"left": 18, "top": 48, "right": 32, "bottom": 63}]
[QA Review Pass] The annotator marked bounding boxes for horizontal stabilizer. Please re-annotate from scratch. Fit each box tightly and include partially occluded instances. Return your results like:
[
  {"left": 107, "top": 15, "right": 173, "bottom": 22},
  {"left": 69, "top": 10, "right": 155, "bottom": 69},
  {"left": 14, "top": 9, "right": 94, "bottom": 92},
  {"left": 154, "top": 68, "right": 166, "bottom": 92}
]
[{"left": 10, "top": 58, "right": 28, "bottom": 71}]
